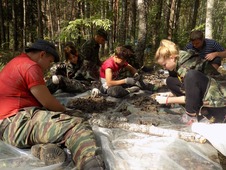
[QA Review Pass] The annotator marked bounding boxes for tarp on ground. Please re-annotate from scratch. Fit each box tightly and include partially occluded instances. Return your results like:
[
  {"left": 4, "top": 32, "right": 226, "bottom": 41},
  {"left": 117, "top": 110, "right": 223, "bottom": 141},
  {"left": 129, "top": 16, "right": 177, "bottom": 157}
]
[{"left": 0, "top": 90, "right": 225, "bottom": 170}]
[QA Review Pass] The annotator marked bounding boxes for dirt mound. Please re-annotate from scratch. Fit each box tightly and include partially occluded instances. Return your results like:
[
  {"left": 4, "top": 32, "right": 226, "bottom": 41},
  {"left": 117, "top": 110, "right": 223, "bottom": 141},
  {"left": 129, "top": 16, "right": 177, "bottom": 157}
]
[{"left": 66, "top": 97, "right": 116, "bottom": 113}]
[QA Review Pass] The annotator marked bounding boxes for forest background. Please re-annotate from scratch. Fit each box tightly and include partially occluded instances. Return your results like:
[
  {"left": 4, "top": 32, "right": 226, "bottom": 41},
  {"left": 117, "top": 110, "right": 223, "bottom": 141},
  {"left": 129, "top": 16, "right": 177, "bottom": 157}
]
[{"left": 0, "top": 0, "right": 226, "bottom": 69}]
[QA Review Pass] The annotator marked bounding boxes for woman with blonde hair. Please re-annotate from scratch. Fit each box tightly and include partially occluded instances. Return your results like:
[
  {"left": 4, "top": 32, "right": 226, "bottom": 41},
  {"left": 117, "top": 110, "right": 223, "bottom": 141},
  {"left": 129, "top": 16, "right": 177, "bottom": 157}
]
[{"left": 154, "top": 39, "right": 226, "bottom": 125}]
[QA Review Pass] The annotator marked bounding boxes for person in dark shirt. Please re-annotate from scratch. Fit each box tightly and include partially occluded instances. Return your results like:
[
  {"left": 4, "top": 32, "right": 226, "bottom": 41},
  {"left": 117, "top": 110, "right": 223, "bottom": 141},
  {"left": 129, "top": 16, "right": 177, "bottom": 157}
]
[
  {"left": 184, "top": 30, "right": 226, "bottom": 71},
  {"left": 46, "top": 43, "right": 88, "bottom": 94},
  {"left": 78, "top": 28, "right": 108, "bottom": 81}
]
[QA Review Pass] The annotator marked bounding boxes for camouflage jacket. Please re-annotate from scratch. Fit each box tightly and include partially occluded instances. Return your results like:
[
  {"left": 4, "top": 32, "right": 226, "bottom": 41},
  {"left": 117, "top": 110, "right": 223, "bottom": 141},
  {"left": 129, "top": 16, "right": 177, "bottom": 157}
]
[
  {"left": 50, "top": 58, "right": 82, "bottom": 79},
  {"left": 80, "top": 38, "right": 101, "bottom": 66},
  {"left": 203, "top": 77, "right": 226, "bottom": 107},
  {"left": 175, "top": 51, "right": 226, "bottom": 108},
  {"left": 176, "top": 50, "right": 205, "bottom": 78}
]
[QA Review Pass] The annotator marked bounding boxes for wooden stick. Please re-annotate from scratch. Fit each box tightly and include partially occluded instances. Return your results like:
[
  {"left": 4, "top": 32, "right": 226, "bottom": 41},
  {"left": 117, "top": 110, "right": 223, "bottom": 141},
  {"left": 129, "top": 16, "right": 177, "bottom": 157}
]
[{"left": 89, "top": 117, "right": 206, "bottom": 144}]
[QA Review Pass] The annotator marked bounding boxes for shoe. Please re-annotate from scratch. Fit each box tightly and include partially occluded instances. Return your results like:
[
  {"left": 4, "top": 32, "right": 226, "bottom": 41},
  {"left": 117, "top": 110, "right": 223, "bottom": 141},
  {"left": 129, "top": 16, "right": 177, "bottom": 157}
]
[
  {"left": 31, "top": 143, "right": 66, "bottom": 165},
  {"left": 82, "top": 155, "right": 105, "bottom": 170},
  {"left": 180, "top": 113, "right": 198, "bottom": 125},
  {"left": 125, "top": 86, "right": 140, "bottom": 93}
]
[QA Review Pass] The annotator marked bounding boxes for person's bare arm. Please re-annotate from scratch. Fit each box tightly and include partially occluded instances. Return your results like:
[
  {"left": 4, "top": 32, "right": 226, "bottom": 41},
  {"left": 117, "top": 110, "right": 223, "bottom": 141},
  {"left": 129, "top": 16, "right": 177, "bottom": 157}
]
[
  {"left": 154, "top": 94, "right": 185, "bottom": 105},
  {"left": 30, "top": 85, "right": 66, "bottom": 112},
  {"left": 105, "top": 68, "right": 126, "bottom": 87},
  {"left": 168, "top": 96, "right": 185, "bottom": 104},
  {"left": 125, "top": 64, "right": 137, "bottom": 75},
  {"left": 205, "top": 50, "right": 226, "bottom": 61}
]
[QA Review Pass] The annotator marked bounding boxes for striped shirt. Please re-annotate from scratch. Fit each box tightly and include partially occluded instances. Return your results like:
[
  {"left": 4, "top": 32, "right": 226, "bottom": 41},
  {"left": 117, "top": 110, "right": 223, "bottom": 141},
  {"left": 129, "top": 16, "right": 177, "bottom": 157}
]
[{"left": 184, "top": 38, "right": 225, "bottom": 59}]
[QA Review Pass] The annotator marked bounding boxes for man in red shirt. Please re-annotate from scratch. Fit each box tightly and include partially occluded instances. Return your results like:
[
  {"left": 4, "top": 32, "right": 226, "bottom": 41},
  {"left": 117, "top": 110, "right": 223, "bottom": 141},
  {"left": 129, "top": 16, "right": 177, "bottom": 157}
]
[{"left": 0, "top": 39, "right": 104, "bottom": 169}]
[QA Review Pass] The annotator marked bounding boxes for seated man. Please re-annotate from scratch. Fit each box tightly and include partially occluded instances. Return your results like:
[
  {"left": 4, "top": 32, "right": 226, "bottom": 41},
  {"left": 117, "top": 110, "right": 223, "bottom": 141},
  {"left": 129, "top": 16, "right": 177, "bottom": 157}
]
[{"left": 0, "top": 39, "right": 105, "bottom": 169}]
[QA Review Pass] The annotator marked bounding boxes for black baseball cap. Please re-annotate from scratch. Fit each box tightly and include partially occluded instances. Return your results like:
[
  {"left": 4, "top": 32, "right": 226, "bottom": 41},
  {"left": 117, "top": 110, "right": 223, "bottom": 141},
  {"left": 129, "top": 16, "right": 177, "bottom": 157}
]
[
  {"left": 96, "top": 28, "right": 108, "bottom": 41},
  {"left": 25, "top": 39, "right": 59, "bottom": 62}
]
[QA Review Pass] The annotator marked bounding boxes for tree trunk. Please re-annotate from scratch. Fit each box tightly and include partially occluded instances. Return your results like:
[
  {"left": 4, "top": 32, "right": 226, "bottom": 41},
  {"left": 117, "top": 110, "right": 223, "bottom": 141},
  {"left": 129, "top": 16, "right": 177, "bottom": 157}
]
[
  {"left": 128, "top": 0, "right": 136, "bottom": 44},
  {"left": 118, "top": 0, "right": 127, "bottom": 45},
  {"left": 108, "top": 0, "right": 114, "bottom": 52},
  {"left": 37, "top": 0, "right": 43, "bottom": 39},
  {"left": 12, "top": 0, "right": 18, "bottom": 51},
  {"left": 23, "top": 0, "right": 26, "bottom": 48},
  {"left": 167, "top": 0, "right": 177, "bottom": 40},
  {"left": 205, "top": 0, "right": 214, "bottom": 39},
  {"left": 191, "top": 0, "right": 200, "bottom": 30},
  {"left": 153, "top": 0, "right": 163, "bottom": 49},
  {"left": 0, "top": 0, "right": 4, "bottom": 48},
  {"left": 136, "top": 0, "right": 147, "bottom": 68}
]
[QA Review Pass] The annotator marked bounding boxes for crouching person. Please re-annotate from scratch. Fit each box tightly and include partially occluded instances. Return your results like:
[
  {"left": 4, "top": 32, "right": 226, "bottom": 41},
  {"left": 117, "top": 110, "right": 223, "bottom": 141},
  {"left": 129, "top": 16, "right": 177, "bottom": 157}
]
[
  {"left": 99, "top": 46, "right": 140, "bottom": 98},
  {"left": 0, "top": 39, "right": 105, "bottom": 169},
  {"left": 154, "top": 39, "right": 226, "bottom": 125}
]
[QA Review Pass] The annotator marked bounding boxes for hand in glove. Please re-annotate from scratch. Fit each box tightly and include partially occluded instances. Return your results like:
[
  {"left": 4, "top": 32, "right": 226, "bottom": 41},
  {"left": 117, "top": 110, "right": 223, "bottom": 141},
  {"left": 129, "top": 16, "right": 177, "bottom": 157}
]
[
  {"left": 52, "top": 75, "right": 60, "bottom": 84},
  {"left": 155, "top": 95, "right": 168, "bottom": 104},
  {"left": 133, "top": 73, "right": 141, "bottom": 81},
  {"left": 157, "top": 92, "right": 171, "bottom": 97},
  {"left": 125, "top": 77, "right": 136, "bottom": 85},
  {"left": 91, "top": 88, "right": 101, "bottom": 98}
]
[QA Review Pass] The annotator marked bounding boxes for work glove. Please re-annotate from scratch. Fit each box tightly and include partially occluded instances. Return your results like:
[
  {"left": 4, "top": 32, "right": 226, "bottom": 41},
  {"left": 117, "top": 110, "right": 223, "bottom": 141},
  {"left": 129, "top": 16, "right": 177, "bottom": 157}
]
[
  {"left": 157, "top": 92, "right": 171, "bottom": 97},
  {"left": 133, "top": 73, "right": 141, "bottom": 81},
  {"left": 91, "top": 88, "right": 101, "bottom": 98},
  {"left": 155, "top": 95, "right": 168, "bottom": 104},
  {"left": 52, "top": 75, "right": 60, "bottom": 84},
  {"left": 125, "top": 77, "right": 136, "bottom": 85}
]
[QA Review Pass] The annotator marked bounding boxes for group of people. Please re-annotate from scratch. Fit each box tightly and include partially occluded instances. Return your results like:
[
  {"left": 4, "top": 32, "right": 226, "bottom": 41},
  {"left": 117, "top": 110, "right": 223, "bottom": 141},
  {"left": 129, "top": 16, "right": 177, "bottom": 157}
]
[
  {"left": 155, "top": 30, "right": 226, "bottom": 125},
  {"left": 0, "top": 29, "right": 226, "bottom": 169}
]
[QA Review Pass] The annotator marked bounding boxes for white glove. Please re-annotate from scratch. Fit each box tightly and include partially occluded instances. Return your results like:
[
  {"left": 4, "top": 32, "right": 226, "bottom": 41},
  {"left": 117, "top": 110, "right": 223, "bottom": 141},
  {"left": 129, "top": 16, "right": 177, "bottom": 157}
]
[
  {"left": 52, "top": 75, "right": 59, "bottom": 84},
  {"left": 157, "top": 92, "right": 171, "bottom": 97},
  {"left": 91, "top": 88, "right": 101, "bottom": 98},
  {"left": 155, "top": 96, "right": 168, "bottom": 104}
]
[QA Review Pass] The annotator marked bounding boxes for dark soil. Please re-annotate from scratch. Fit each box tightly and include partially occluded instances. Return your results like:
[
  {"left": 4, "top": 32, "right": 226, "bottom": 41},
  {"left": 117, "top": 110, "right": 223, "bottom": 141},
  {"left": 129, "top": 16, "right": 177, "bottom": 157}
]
[{"left": 66, "top": 97, "right": 116, "bottom": 113}]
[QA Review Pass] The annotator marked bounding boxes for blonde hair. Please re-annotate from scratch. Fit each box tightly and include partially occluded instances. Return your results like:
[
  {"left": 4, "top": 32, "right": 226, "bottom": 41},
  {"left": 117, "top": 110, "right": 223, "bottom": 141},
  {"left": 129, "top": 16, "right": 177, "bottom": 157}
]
[{"left": 155, "top": 39, "right": 179, "bottom": 61}]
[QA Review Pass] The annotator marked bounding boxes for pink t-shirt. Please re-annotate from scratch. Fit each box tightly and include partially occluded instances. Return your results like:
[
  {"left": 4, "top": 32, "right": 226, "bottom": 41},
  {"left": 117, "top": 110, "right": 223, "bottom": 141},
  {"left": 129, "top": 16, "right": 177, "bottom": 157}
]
[
  {"left": 100, "top": 56, "right": 128, "bottom": 80},
  {"left": 0, "top": 53, "right": 45, "bottom": 119}
]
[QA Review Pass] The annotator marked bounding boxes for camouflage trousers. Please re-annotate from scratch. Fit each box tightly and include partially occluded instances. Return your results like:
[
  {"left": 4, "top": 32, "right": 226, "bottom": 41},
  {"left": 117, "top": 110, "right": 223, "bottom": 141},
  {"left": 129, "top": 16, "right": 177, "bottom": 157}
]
[{"left": 2, "top": 107, "right": 98, "bottom": 169}]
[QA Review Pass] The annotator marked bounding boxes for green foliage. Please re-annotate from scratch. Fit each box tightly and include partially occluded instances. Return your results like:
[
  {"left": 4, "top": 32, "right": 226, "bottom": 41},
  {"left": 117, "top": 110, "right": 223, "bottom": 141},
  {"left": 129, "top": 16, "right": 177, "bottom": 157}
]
[
  {"left": 58, "top": 18, "right": 112, "bottom": 43},
  {"left": 0, "top": 50, "right": 20, "bottom": 71}
]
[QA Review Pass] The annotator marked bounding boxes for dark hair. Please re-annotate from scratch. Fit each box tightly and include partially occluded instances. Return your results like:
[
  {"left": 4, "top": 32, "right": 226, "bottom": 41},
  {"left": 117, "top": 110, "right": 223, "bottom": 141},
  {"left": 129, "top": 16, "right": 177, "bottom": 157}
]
[
  {"left": 64, "top": 44, "right": 77, "bottom": 61},
  {"left": 122, "top": 45, "right": 135, "bottom": 53},
  {"left": 190, "top": 30, "right": 204, "bottom": 41},
  {"left": 115, "top": 46, "right": 132, "bottom": 60},
  {"left": 96, "top": 28, "right": 108, "bottom": 40}
]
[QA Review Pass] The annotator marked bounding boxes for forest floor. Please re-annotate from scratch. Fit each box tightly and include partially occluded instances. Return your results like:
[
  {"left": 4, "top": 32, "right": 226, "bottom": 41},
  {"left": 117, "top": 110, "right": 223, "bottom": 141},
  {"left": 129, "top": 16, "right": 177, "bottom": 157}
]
[
  {"left": 62, "top": 70, "right": 226, "bottom": 169},
  {"left": 1, "top": 70, "right": 226, "bottom": 169}
]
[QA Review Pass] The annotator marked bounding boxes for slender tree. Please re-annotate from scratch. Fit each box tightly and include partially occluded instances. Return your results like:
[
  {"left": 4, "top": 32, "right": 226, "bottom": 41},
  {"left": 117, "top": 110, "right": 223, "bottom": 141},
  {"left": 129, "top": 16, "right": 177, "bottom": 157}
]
[
  {"left": 205, "top": 0, "right": 214, "bottom": 38},
  {"left": 136, "top": 0, "right": 147, "bottom": 67}
]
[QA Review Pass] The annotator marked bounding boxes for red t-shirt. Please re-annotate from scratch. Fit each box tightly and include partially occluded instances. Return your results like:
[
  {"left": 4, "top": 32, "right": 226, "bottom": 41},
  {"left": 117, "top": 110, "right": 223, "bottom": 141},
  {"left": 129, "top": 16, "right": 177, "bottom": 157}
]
[
  {"left": 100, "top": 56, "right": 128, "bottom": 80},
  {"left": 0, "top": 53, "right": 45, "bottom": 119}
]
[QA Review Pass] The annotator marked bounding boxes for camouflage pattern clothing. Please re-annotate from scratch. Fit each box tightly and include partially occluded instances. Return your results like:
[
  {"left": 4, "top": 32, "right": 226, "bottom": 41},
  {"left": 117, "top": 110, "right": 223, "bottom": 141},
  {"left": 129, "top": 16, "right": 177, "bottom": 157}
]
[
  {"left": 80, "top": 38, "right": 101, "bottom": 67},
  {"left": 176, "top": 50, "right": 226, "bottom": 109},
  {"left": 79, "top": 38, "right": 102, "bottom": 81},
  {"left": 176, "top": 50, "right": 206, "bottom": 78},
  {"left": 1, "top": 107, "right": 99, "bottom": 169},
  {"left": 47, "top": 60, "right": 91, "bottom": 94}
]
